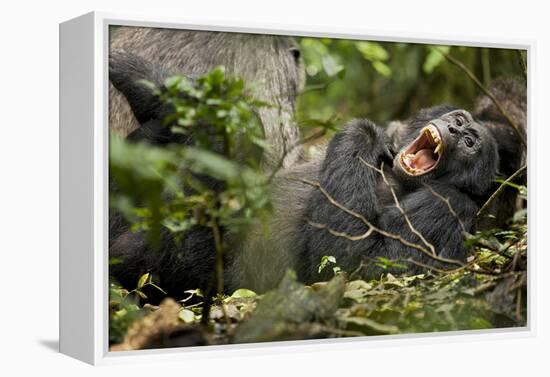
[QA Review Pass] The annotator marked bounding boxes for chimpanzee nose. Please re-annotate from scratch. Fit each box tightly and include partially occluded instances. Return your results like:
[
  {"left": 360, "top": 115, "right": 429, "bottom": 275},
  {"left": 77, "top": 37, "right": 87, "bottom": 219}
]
[{"left": 448, "top": 125, "right": 458, "bottom": 134}]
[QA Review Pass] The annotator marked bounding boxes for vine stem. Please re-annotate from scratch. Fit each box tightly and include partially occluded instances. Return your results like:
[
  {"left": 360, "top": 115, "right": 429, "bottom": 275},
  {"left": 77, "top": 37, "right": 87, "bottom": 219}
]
[
  {"left": 294, "top": 177, "right": 464, "bottom": 267},
  {"left": 210, "top": 215, "right": 232, "bottom": 332},
  {"left": 476, "top": 165, "right": 527, "bottom": 218},
  {"left": 436, "top": 48, "right": 526, "bottom": 147}
]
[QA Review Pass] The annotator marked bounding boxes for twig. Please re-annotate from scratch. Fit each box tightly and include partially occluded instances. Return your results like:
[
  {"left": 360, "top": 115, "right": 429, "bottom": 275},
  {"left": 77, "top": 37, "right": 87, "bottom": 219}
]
[
  {"left": 472, "top": 281, "right": 498, "bottom": 295},
  {"left": 436, "top": 48, "right": 526, "bottom": 147},
  {"left": 509, "top": 272, "right": 527, "bottom": 292},
  {"left": 210, "top": 216, "right": 232, "bottom": 332},
  {"left": 404, "top": 258, "right": 455, "bottom": 274},
  {"left": 266, "top": 135, "right": 288, "bottom": 183},
  {"left": 359, "top": 157, "right": 437, "bottom": 256},
  {"left": 481, "top": 48, "right": 491, "bottom": 84},
  {"left": 349, "top": 261, "right": 370, "bottom": 280},
  {"left": 306, "top": 219, "right": 374, "bottom": 241},
  {"left": 515, "top": 286, "right": 523, "bottom": 322},
  {"left": 297, "top": 178, "right": 375, "bottom": 226},
  {"left": 293, "top": 177, "right": 464, "bottom": 267},
  {"left": 266, "top": 127, "right": 328, "bottom": 184},
  {"left": 517, "top": 50, "right": 528, "bottom": 81},
  {"left": 476, "top": 165, "right": 527, "bottom": 218},
  {"left": 211, "top": 217, "right": 224, "bottom": 295},
  {"left": 298, "top": 76, "right": 339, "bottom": 96},
  {"left": 423, "top": 183, "right": 466, "bottom": 233},
  {"left": 299, "top": 83, "right": 329, "bottom": 95}
]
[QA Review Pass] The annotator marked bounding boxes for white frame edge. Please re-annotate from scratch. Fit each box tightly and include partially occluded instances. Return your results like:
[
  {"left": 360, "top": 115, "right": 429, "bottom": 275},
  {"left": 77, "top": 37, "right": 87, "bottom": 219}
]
[{"left": 59, "top": 11, "right": 535, "bottom": 366}]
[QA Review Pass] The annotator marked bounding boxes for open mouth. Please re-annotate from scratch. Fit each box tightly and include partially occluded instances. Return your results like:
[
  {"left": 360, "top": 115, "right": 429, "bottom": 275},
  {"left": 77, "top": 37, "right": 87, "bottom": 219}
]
[{"left": 399, "top": 124, "right": 443, "bottom": 176}]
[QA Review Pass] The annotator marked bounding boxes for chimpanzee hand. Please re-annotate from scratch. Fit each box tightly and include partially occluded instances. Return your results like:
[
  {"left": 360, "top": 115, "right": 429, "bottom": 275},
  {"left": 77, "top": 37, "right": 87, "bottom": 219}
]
[{"left": 380, "top": 142, "right": 396, "bottom": 168}]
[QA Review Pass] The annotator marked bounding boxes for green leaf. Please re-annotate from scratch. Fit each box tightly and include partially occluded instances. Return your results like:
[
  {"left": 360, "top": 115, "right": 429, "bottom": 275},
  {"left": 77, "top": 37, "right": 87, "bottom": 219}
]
[
  {"left": 355, "top": 41, "right": 389, "bottom": 61},
  {"left": 470, "top": 317, "right": 492, "bottom": 329},
  {"left": 340, "top": 316, "right": 399, "bottom": 334},
  {"left": 148, "top": 283, "right": 167, "bottom": 295},
  {"left": 322, "top": 56, "right": 344, "bottom": 77},
  {"left": 179, "top": 309, "right": 196, "bottom": 323},
  {"left": 231, "top": 288, "right": 257, "bottom": 298},
  {"left": 137, "top": 273, "right": 150, "bottom": 289},
  {"left": 135, "top": 290, "right": 147, "bottom": 300},
  {"left": 164, "top": 76, "right": 183, "bottom": 88},
  {"left": 423, "top": 45, "right": 451, "bottom": 74},
  {"left": 372, "top": 61, "right": 392, "bottom": 77},
  {"left": 136, "top": 79, "right": 157, "bottom": 91}
]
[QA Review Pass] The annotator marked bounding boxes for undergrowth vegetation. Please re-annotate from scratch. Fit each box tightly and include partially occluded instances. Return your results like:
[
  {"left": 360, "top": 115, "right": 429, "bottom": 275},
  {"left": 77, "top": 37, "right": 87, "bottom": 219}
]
[{"left": 109, "top": 42, "right": 527, "bottom": 349}]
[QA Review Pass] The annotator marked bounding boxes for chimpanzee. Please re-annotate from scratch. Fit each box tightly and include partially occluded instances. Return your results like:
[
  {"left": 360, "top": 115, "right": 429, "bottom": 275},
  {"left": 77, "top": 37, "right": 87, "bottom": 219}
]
[
  {"left": 109, "top": 27, "right": 305, "bottom": 168},
  {"left": 230, "top": 106, "right": 501, "bottom": 290},
  {"left": 387, "top": 78, "right": 527, "bottom": 229},
  {"left": 108, "top": 38, "right": 522, "bottom": 297},
  {"left": 473, "top": 78, "right": 527, "bottom": 228},
  {"left": 295, "top": 107, "right": 499, "bottom": 283}
]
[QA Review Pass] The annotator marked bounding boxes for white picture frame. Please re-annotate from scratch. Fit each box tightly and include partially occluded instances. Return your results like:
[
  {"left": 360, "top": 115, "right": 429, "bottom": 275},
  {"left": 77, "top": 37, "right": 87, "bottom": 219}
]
[{"left": 59, "top": 11, "right": 534, "bottom": 365}]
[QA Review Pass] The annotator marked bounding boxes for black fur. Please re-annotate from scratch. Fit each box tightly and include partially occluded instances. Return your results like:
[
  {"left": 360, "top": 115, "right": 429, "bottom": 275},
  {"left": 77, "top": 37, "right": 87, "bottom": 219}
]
[
  {"left": 109, "top": 49, "right": 514, "bottom": 297},
  {"left": 297, "top": 107, "right": 498, "bottom": 283},
  {"left": 388, "top": 78, "right": 527, "bottom": 229},
  {"left": 109, "top": 51, "right": 223, "bottom": 302},
  {"left": 473, "top": 78, "right": 527, "bottom": 228},
  {"left": 109, "top": 27, "right": 306, "bottom": 168}
]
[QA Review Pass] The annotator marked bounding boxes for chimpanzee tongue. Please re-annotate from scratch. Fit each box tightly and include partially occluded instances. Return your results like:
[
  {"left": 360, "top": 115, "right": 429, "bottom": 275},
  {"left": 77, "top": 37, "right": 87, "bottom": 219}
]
[{"left": 411, "top": 149, "right": 436, "bottom": 170}]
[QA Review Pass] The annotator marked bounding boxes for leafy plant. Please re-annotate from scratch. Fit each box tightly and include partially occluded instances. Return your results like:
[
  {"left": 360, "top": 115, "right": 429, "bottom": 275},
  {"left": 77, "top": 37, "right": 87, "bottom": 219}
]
[
  {"left": 318, "top": 255, "right": 342, "bottom": 275},
  {"left": 110, "top": 66, "right": 275, "bottom": 304},
  {"left": 108, "top": 273, "right": 165, "bottom": 343}
]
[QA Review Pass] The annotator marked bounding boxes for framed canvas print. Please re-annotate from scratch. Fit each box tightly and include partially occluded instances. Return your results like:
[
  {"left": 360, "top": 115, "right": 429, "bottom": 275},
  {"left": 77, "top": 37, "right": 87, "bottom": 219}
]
[{"left": 60, "top": 12, "right": 531, "bottom": 365}]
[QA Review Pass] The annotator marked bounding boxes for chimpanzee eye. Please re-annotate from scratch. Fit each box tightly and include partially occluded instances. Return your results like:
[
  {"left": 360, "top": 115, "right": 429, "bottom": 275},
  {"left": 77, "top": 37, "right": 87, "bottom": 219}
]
[
  {"left": 456, "top": 117, "right": 463, "bottom": 127},
  {"left": 289, "top": 47, "right": 301, "bottom": 62},
  {"left": 464, "top": 136, "right": 474, "bottom": 147}
]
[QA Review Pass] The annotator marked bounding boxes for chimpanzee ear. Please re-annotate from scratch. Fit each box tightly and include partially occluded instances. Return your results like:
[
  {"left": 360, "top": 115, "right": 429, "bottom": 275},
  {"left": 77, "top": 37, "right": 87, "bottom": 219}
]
[{"left": 109, "top": 49, "right": 168, "bottom": 124}]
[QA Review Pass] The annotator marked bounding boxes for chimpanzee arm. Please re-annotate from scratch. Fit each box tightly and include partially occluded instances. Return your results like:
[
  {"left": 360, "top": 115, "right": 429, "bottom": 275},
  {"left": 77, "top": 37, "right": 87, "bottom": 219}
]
[
  {"left": 300, "top": 119, "right": 395, "bottom": 282},
  {"left": 109, "top": 50, "right": 198, "bottom": 145},
  {"left": 314, "top": 119, "right": 394, "bottom": 221},
  {"left": 109, "top": 49, "right": 171, "bottom": 123},
  {"left": 377, "top": 185, "right": 478, "bottom": 271}
]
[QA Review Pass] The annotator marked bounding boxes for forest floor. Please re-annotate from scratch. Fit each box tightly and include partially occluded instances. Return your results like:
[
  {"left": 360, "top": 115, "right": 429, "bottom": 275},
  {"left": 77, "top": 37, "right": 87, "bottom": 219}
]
[{"left": 109, "top": 212, "right": 527, "bottom": 351}]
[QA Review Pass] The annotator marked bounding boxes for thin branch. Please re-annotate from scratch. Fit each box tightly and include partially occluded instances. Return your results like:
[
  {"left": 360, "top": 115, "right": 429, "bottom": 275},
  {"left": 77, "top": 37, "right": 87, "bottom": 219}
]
[
  {"left": 210, "top": 216, "right": 232, "bottom": 332},
  {"left": 349, "top": 261, "right": 370, "bottom": 280},
  {"left": 436, "top": 48, "right": 526, "bottom": 147},
  {"left": 404, "top": 257, "right": 457, "bottom": 275},
  {"left": 515, "top": 286, "right": 523, "bottom": 322},
  {"left": 306, "top": 219, "right": 374, "bottom": 241},
  {"left": 266, "top": 135, "right": 288, "bottom": 183},
  {"left": 299, "top": 83, "right": 329, "bottom": 95},
  {"left": 298, "top": 76, "right": 339, "bottom": 96},
  {"left": 297, "top": 178, "right": 375, "bottom": 226},
  {"left": 293, "top": 177, "right": 464, "bottom": 267},
  {"left": 359, "top": 157, "right": 437, "bottom": 256},
  {"left": 517, "top": 50, "right": 528, "bottom": 81},
  {"left": 266, "top": 128, "right": 328, "bottom": 184},
  {"left": 423, "top": 183, "right": 466, "bottom": 233},
  {"left": 299, "top": 128, "right": 329, "bottom": 146},
  {"left": 509, "top": 272, "right": 527, "bottom": 292},
  {"left": 476, "top": 165, "right": 527, "bottom": 218}
]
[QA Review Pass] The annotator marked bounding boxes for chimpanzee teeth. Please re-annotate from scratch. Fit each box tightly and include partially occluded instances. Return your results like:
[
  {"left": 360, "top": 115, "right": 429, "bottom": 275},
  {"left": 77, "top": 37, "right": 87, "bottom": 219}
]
[
  {"left": 425, "top": 126, "right": 440, "bottom": 144},
  {"left": 434, "top": 143, "right": 442, "bottom": 155}
]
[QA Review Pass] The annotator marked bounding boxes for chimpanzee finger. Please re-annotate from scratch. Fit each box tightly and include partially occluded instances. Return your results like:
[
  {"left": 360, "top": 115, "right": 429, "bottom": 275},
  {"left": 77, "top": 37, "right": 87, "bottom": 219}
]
[{"left": 381, "top": 143, "right": 396, "bottom": 168}]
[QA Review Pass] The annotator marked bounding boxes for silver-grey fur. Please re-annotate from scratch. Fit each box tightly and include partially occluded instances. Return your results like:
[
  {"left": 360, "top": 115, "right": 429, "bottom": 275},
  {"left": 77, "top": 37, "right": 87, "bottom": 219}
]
[
  {"left": 109, "top": 26, "right": 306, "bottom": 168},
  {"left": 226, "top": 159, "right": 322, "bottom": 292}
]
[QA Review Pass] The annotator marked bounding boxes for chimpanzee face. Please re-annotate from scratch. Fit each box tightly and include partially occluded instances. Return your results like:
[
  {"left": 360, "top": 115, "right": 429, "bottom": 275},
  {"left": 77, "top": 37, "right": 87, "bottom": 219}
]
[{"left": 393, "top": 108, "right": 499, "bottom": 195}]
